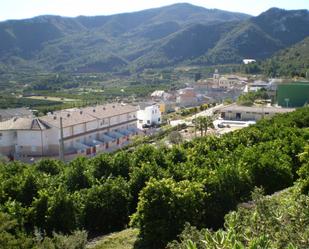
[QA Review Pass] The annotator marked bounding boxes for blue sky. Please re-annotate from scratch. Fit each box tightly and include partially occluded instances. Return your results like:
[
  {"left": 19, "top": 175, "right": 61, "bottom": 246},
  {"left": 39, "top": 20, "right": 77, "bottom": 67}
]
[{"left": 0, "top": 0, "right": 308, "bottom": 21}]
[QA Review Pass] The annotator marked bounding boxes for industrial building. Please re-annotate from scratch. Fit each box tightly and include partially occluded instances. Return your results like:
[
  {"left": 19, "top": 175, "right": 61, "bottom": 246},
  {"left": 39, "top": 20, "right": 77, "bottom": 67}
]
[{"left": 219, "top": 104, "right": 295, "bottom": 121}]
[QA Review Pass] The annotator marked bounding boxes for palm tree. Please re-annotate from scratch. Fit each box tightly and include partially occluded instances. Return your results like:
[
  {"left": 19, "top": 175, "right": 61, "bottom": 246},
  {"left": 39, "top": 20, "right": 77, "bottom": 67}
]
[{"left": 195, "top": 116, "right": 214, "bottom": 137}]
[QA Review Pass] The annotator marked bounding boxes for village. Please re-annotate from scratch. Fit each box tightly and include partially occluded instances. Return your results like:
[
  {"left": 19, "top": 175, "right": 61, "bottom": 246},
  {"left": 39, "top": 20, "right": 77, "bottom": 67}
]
[{"left": 0, "top": 69, "right": 308, "bottom": 162}]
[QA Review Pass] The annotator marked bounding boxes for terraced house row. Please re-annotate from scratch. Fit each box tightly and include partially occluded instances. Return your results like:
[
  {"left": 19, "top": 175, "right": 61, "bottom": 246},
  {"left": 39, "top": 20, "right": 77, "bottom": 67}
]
[{"left": 0, "top": 103, "right": 141, "bottom": 162}]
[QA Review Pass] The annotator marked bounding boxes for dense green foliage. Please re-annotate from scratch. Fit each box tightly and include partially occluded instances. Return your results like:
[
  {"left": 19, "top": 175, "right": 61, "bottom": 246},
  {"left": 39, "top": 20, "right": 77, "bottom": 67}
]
[
  {"left": 1, "top": 107, "right": 309, "bottom": 248},
  {"left": 237, "top": 89, "right": 269, "bottom": 106},
  {"left": 241, "top": 36, "right": 309, "bottom": 78},
  {"left": 168, "top": 185, "right": 309, "bottom": 249},
  {"left": 0, "top": 4, "right": 249, "bottom": 73},
  {"left": 1, "top": 5, "right": 308, "bottom": 73}
]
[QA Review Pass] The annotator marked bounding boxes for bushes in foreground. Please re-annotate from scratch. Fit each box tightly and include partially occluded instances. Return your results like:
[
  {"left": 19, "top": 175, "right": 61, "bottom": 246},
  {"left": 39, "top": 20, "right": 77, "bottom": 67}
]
[{"left": 1, "top": 107, "right": 309, "bottom": 247}]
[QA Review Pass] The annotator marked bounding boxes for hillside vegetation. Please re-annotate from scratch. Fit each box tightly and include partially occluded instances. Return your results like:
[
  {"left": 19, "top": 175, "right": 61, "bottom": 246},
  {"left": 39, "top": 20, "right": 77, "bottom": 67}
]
[
  {"left": 242, "top": 36, "right": 309, "bottom": 77},
  {"left": 0, "top": 5, "right": 309, "bottom": 73},
  {"left": 2, "top": 107, "right": 309, "bottom": 248}
]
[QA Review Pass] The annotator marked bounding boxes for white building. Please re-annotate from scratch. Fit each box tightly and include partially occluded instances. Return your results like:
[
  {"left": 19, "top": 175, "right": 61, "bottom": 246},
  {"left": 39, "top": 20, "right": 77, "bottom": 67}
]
[
  {"left": 246, "top": 80, "right": 270, "bottom": 92},
  {"left": 0, "top": 103, "right": 141, "bottom": 162},
  {"left": 137, "top": 104, "right": 161, "bottom": 129},
  {"left": 243, "top": 59, "right": 256, "bottom": 64}
]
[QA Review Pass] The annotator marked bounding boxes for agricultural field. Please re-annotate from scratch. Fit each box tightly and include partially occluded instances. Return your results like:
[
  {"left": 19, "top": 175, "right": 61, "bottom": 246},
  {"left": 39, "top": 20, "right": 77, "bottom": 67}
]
[{"left": 24, "top": 96, "right": 79, "bottom": 102}]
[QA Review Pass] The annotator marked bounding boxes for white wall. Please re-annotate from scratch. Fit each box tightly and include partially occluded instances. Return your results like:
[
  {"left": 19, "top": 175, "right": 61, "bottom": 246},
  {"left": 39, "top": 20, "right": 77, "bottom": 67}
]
[
  {"left": 0, "top": 130, "right": 16, "bottom": 146},
  {"left": 86, "top": 120, "right": 98, "bottom": 131},
  {"left": 17, "top": 130, "right": 43, "bottom": 147},
  {"left": 137, "top": 105, "right": 161, "bottom": 128}
]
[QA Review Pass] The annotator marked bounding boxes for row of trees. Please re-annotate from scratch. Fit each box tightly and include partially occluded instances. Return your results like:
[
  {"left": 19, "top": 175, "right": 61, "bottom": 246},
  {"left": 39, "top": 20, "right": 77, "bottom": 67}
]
[{"left": 1, "top": 107, "right": 309, "bottom": 248}]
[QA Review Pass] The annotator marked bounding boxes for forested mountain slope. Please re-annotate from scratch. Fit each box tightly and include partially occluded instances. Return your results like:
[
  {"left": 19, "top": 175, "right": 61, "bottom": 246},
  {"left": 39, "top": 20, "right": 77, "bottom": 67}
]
[{"left": 1, "top": 4, "right": 308, "bottom": 73}]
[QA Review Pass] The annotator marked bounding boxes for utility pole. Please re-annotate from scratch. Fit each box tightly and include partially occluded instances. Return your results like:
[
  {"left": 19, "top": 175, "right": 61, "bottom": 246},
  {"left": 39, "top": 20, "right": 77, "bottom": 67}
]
[{"left": 59, "top": 117, "right": 65, "bottom": 161}]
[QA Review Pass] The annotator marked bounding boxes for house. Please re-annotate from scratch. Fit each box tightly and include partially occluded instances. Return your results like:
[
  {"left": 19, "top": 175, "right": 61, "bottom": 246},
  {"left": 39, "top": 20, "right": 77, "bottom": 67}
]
[
  {"left": 246, "top": 80, "right": 270, "bottom": 92},
  {"left": 151, "top": 90, "right": 165, "bottom": 99},
  {"left": 219, "top": 104, "right": 295, "bottom": 121},
  {"left": 217, "top": 75, "right": 246, "bottom": 89},
  {"left": 243, "top": 59, "right": 256, "bottom": 64},
  {"left": 0, "top": 103, "right": 141, "bottom": 162},
  {"left": 176, "top": 88, "right": 198, "bottom": 107},
  {"left": 151, "top": 90, "right": 173, "bottom": 101},
  {"left": 0, "top": 117, "right": 50, "bottom": 160},
  {"left": 137, "top": 104, "right": 161, "bottom": 129},
  {"left": 0, "top": 108, "right": 33, "bottom": 122},
  {"left": 159, "top": 101, "right": 176, "bottom": 114}
]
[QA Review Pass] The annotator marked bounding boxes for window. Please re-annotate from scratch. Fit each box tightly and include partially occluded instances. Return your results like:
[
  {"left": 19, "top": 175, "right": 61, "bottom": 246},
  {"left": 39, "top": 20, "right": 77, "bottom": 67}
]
[
  {"left": 0, "top": 133, "right": 2, "bottom": 140},
  {"left": 147, "top": 120, "right": 150, "bottom": 124},
  {"left": 31, "top": 146, "right": 36, "bottom": 152},
  {"left": 158, "top": 118, "right": 161, "bottom": 122}
]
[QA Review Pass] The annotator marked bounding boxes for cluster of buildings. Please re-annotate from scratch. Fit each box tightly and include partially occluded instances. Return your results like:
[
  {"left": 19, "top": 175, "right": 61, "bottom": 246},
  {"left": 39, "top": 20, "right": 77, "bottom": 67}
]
[
  {"left": 149, "top": 70, "right": 249, "bottom": 112},
  {"left": 0, "top": 104, "right": 144, "bottom": 162},
  {"left": 1, "top": 69, "right": 308, "bottom": 162}
]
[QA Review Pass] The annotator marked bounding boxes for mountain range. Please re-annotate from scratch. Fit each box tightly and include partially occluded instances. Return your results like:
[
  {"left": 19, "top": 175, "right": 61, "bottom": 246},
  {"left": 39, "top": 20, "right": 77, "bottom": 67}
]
[{"left": 0, "top": 3, "right": 308, "bottom": 73}]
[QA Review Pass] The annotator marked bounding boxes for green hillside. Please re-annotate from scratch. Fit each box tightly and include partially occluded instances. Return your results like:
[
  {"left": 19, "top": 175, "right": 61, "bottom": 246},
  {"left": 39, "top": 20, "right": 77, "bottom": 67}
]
[
  {"left": 242, "top": 36, "right": 309, "bottom": 77},
  {"left": 0, "top": 5, "right": 308, "bottom": 73},
  {"left": 265, "top": 36, "right": 309, "bottom": 77}
]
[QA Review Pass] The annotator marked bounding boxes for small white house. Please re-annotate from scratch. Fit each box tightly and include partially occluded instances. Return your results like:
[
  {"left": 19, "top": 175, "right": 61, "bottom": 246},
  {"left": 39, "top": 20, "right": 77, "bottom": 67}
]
[
  {"left": 243, "top": 59, "right": 256, "bottom": 64},
  {"left": 137, "top": 104, "right": 161, "bottom": 128}
]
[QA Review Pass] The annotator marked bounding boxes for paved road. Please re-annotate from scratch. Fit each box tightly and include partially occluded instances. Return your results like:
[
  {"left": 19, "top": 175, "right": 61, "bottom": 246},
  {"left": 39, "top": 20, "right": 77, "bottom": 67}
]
[{"left": 170, "top": 104, "right": 224, "bottom": 127}]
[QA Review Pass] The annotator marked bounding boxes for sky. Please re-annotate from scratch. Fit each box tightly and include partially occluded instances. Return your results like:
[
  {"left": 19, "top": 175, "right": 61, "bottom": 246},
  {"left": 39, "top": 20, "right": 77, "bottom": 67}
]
[{"left": 0, "top": 0, "right": 308, "bottom": 21}]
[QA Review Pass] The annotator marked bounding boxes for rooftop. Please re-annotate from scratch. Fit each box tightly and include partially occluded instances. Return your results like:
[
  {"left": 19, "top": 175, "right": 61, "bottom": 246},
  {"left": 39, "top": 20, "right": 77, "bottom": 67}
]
[
  {"left": 0, "top": 108, "right": 33, "bottom": 121},
  {"left": 220, "top": 104, "right": 295, "bottom": 114},
  {"left": 0, "top": 117, "right": 50, "bottom": 131},
  {"left": 40, "top": 103, "right": 138, "bottom": 128}
]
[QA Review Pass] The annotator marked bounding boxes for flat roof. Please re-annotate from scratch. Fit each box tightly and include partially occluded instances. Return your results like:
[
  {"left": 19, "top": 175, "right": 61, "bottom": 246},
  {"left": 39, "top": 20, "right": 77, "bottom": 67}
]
[{"left": 220, "top": 104, "right": 295, "bottom": 114}]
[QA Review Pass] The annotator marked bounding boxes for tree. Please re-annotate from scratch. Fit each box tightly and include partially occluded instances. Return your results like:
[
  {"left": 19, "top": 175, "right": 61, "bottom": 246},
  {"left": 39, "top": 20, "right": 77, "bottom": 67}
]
[
  {"left": 194, "top": 116, "right": 214, "bottom": 136},
  {"left": 131, "top": 178, "right": 206, "bottom": 249},
  {"left": 65, "top": 157, "right": 91, "bottom": 192},
  {"left": 46, "top": 188, "right": 77, "bottom": 234},
  {"left": 35, "top": 159, "right": 62, "bottom": 175},
  {"left": 168, "top": 131, "right": 183, "bottom": 145},
  {"left": 83, "top": 177, "right": 130, "bottom": 234}
]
